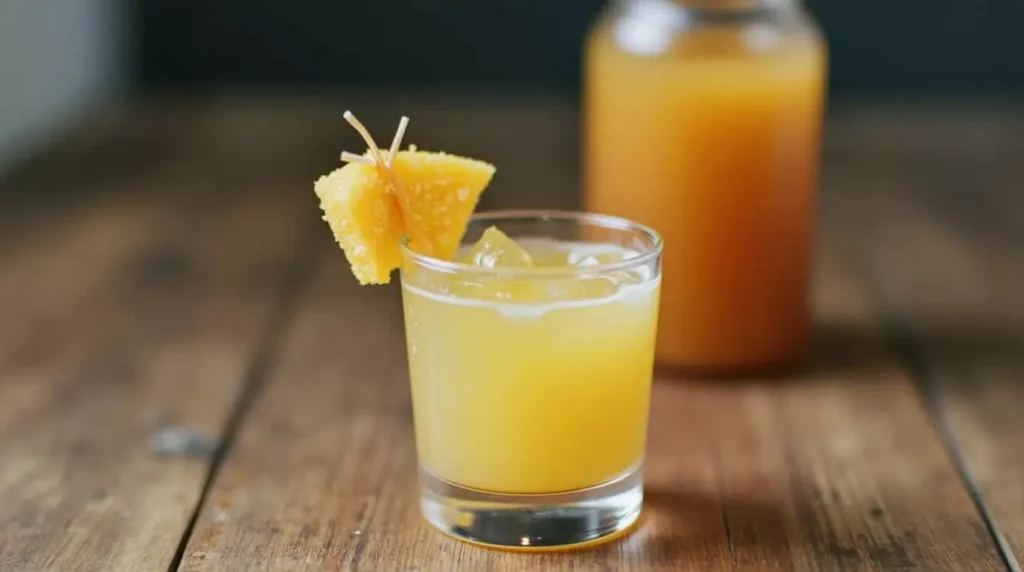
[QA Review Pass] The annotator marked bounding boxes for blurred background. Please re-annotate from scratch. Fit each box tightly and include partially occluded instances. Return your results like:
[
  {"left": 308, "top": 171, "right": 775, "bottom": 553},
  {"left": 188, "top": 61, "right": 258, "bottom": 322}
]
[{"left": 2, "top": 0, "right": 1023, "bottom": 174}]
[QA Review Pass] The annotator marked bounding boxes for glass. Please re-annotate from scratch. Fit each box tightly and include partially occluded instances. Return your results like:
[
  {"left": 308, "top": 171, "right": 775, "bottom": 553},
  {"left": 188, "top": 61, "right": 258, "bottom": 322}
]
[
  {"left": 584, "top": 0, "right": 827, "bottom": 374},
  {"left": 400, "top": 210, "right": 663, "bottom": 549}
]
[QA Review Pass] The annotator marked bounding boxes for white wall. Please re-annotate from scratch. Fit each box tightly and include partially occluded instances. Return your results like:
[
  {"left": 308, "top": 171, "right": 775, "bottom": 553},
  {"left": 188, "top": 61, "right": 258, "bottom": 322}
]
[{"left": 0, "top": 0, "right": 124, "bottom": 173}]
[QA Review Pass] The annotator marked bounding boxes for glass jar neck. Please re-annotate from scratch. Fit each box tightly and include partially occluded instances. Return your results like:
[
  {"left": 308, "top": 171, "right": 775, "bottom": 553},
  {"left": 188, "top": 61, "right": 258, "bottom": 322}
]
[
  {"left": 664, "top": 0, "right": 792, "bottom": 8},
  {"left": 612, "top": 0, "right": 799, "bottom": 28},
  {"left": 616, "top": 0, "right": 795, "bottom": 13}
]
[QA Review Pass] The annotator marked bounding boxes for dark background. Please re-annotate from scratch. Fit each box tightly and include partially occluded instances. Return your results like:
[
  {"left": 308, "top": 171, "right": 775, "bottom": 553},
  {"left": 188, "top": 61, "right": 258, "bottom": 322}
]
[{"left": 134, "top": 0, "right": 1024, "bottom": 96}]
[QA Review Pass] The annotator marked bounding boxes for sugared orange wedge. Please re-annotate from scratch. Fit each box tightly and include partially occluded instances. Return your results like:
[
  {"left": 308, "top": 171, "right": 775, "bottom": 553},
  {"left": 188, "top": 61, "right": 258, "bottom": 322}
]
[{"left": 314, "top": 147, "right": 495, "bottom": 285}]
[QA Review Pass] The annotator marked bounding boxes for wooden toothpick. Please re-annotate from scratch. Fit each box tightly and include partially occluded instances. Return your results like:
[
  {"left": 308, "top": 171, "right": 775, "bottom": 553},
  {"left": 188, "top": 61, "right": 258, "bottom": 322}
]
[
  {"left": 340, "top": 111, "right": 421, "bottom": 246},
  {"left": 387, "top": 116, "right": 410, "bottom": 167},
  {"left": 340, "top": 151, "right": 374, "bottom": 165}
]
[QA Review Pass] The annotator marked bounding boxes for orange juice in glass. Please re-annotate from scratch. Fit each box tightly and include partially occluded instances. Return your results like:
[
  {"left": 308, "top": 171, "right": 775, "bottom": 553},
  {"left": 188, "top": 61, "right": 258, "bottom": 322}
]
[
  {"left": 401, "top": 211, "right": 662, "bottom": 549},
  {"left": 584, "top": 0, "right": 827, "bottom": 374}
]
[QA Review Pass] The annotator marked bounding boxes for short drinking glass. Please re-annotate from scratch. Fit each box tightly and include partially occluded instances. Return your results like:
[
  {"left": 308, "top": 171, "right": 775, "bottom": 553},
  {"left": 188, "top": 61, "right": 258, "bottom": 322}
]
[{"left": 400, "top": 210, "right": 663, "bottom": 549}]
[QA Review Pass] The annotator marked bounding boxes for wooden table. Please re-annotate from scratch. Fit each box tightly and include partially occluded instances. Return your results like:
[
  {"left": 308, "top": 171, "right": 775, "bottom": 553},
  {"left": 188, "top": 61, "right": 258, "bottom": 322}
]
[{"left": 1, "top": 94, "right": 1022, "bottom": 571}]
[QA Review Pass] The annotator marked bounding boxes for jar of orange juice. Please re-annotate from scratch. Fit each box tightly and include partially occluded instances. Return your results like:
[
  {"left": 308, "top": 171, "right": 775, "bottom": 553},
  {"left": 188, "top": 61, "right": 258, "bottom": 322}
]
[{"left": 583, "top": 0, "right": 827, "bottom": 375}]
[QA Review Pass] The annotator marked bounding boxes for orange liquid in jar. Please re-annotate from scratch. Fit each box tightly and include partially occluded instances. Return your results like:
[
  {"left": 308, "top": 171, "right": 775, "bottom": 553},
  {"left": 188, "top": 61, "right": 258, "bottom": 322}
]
[{"left": 584, "top": 13, "right": 826, "bottom": 373}]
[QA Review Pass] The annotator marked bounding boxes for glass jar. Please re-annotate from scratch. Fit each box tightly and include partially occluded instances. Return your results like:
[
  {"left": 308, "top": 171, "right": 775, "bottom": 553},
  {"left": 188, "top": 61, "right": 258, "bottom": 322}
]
[{"left": 583, "top": 0, "right": 827, "bottom": 375}]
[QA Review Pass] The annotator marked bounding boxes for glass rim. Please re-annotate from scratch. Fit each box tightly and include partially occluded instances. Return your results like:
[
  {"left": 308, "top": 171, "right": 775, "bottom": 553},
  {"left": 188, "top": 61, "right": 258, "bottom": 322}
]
[{"left": 400, "top": 209, "right": 663, "bottom": 278}]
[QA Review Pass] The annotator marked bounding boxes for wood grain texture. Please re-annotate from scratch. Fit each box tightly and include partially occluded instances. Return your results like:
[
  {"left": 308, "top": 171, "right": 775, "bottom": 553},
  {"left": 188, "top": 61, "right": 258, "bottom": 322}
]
[
  {"left": 180, "top": 100, "right": 1004, "bottom": 570},
  {"left": 825, "top": 107, "right": 1024, "bottom": 566},
  {"left": 0, "top": 102, "right": 323, "bottom": 571},
  {"left": 180, "top": 237, "right": 1002, "bottom": 571},
  {"left": 2, "top": 97, "right": 1018, "bottom": 571}
]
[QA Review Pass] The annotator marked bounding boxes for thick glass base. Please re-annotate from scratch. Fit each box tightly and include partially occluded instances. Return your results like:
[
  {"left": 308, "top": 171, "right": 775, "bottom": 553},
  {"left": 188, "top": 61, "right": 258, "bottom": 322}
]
[{"left": 420, "top": 465, "right": 643, "bottom": 551}]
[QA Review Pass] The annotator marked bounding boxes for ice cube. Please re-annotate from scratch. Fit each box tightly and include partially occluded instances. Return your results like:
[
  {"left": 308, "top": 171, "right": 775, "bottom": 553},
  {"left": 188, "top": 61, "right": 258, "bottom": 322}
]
[
  {"left": 462, "top": 226, "right": 534, "bottom": 268},
  {"left": 568, "top": 248, "right": 627, "bottom": 268}
]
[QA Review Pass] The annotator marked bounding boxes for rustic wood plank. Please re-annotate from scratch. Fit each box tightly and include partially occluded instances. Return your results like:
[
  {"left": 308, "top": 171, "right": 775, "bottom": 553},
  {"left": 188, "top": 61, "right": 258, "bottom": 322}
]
[
  {"left": 181, "top": 239, "right": 1002, "bottom": 572},
  {"left": 825, "top": 109, "right": 1024, "bottom": 567},
  {"left": 181, "top": 100, "right": 1002, "bottom": 570},
  {"left": 0, "top": 101, "right": 324, "bottom": 571}
]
